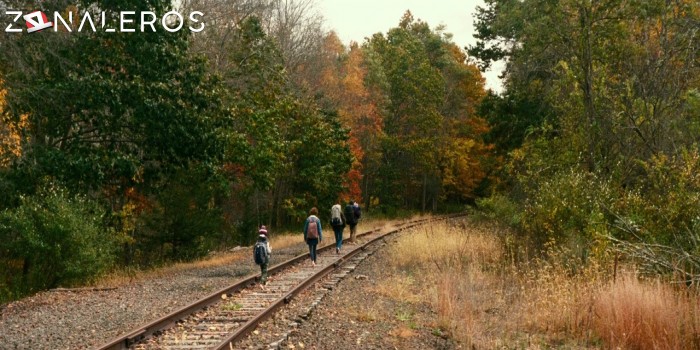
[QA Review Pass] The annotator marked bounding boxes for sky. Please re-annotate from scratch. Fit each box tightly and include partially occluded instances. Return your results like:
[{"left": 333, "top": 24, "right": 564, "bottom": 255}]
[{"left": 316, "top": 0, "right": 505, "bottom": 93}]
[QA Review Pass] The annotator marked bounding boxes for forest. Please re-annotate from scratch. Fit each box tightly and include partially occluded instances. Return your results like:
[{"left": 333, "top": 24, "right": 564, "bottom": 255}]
[
  {"left": 0, "top": 0, "right": 490, "bottom": 302},
  {"left": 0, "top": 0, "right": 699, "bottom": 318}
]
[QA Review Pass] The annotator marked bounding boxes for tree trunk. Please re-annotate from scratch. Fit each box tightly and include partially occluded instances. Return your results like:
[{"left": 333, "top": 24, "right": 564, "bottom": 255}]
[
  {"left": 363, "top": 174, "right": 371, "bottom": 211},
  {"left": 580, "top": 4, "right": 597, "bottom": 173},
  {"left": 422, "top": 172, "right": 427, "bottom": 212}
]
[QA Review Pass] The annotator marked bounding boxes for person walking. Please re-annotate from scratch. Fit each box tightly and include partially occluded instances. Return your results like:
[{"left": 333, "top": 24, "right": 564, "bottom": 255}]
[
  {"left": 253, "top": 225, "right": 271, "bottom": 288},
  {"left": 303, "top": 207, "right": 322, "bottom": 266},
  {"left": 330, "top": 203, "right": 346, "bottom": 254},
  {"left": 344, "top": 201, "right": 358, "bottom": 243}
]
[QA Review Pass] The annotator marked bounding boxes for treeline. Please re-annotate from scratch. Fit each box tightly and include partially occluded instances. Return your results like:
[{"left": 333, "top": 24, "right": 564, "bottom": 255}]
[
  {"left": 0, "top": 0, "right": 489, "bottom": 301},
  {"left": 472, "top": 0, "right": 700, "bottom": 281}
]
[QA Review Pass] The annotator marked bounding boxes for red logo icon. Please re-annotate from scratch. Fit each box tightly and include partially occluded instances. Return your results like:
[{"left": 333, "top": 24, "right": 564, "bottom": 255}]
[{"left": 23, "top": 11, "right": 53, "bottom": 33}]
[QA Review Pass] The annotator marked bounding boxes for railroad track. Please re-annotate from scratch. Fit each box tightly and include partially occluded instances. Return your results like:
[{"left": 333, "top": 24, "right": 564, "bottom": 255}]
[{"left": 96, "top": 215, "right": 461, "bottom": 350}]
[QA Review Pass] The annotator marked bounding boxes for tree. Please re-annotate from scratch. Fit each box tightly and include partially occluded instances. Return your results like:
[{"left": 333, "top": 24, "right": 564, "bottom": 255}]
[
  {"left": 0, "top": 0, "right": 223, "bottom": 265},
  {"left": 0, "top": 79, "right": 27, "bottom": 169},
  {"left": 470, "top": 0, "right": 700, "bottom": 178},
  {"left": 470, "top": 0, "right": 700, "bottom": 270},
  {"left": 366, "top": 12, "right": 491, "bottom": 211},
  {"left": 217, "top": 17, "right": 352, "bottom": 230}
]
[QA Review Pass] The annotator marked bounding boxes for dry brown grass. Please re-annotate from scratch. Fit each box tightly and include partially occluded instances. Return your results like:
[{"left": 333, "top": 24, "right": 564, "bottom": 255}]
[
  {"left": 269, "top": 232, "right": 306, "bottom": 250},
  {"left": 347, "top": 300, "right": 380, "bottom": 323},
  {"left": 389, "top": 220, "right": 502, "bottom": 270},
  {"left": 593, "top": 275, "right": 700, "bottom": 349},
  {"left": 383, "top": 219, "right": 700, "bottom": 349},
  {"left": 371, "top": 274, "right": 422, "bottom": 304},
  {"left": 389, "top": 326, "right": 416, "bottom": 338},
  {"left": 515, "top": 257, "right": 601, "bottom": 340},
  {"left": 385, "top": 221, "right": 504, "bottom": 347},
  {"left": 97, "top": 227, "right": 321, "bottom": 287}
]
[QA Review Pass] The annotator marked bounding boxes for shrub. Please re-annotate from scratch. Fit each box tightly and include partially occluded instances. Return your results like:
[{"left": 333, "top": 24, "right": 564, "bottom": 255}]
[
  {"left": 605, "top": 149, "right": 700, "bottom": 281},
  {"left": 0, "top": 184, "right": 115, "bottom": 301},
  {"left": 475, "top": 194, "right": 521, "bottom": 228}
]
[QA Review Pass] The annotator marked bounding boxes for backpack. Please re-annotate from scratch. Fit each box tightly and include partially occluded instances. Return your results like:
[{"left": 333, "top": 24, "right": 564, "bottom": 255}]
[
  {"left": 253, "top": 241, "right": 268, "bottom": 265},
  {"left": 331, "top": 205, "right": 343, "bottom": 226},
  {"left": 353, "top": 205, "right": 361, "bottom": 220},
  {"left": 344, "top": 205, "right": 356, "bottom": 225},
  {"left": 307, "top": 218, "right": 319, "bottom": 239}
]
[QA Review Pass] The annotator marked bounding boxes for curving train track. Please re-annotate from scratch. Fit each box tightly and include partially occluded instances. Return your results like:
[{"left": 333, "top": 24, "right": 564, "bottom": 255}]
[{"left": 95, "top": 215, "right": 461, "bottom": 350}]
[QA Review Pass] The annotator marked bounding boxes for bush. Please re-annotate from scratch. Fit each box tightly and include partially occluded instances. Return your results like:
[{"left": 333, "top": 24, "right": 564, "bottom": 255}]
[
  {"left": 605, "top": 149, "right": 700, "bottom": 281},
  {"left": 519, "top": 170, "right": 616, "bottom": 266},
  {"left": 475, "top": 194, "right": 522, "bottom": 228},
  {"left": 0, "top": 184, "right": 115, "bottom": 302}
]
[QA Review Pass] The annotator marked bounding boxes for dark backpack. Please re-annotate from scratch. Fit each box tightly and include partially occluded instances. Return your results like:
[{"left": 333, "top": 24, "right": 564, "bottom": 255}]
[
  {"left": 307, "top": 218, "right": 319, "bottom": 239},
  {"left": 331, "top": 217, "right": 342, "bottom": 226},
  {"left": 344, "top": 205, "right": 356, "bottom": 225},
  {"left": 254, "top": 241, "right": 268, "bottom": 265},
  {"left": 353, "top": 205, "right": 361, "bottom": 220}
]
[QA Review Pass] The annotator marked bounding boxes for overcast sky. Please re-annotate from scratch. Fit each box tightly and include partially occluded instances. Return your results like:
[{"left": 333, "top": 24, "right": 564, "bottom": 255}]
[{"left": 316, "top": 0, "right": 504, "bottom": 93}]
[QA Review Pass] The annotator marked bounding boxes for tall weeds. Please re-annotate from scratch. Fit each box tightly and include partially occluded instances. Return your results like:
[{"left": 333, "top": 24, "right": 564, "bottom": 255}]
[
  {"left": 593, "top": 275, "right": 700, "bottom": 349},
  {"left": 387, "top": 219, "right": 700, "bottom": 349}
]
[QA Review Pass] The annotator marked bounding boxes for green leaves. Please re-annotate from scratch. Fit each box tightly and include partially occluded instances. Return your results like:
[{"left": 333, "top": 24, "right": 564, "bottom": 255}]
[
  {"left": 0, "top": 184, "right": 115, "bottom": 300},
  {"left": 214, "top": 16, "right": 352, "bottom": 227},
  {"left": 1, "top": 1, "right": 220, "bottom": 193},
  {"left": 473, "top": 0, "right": 700, "bottom": 272}
]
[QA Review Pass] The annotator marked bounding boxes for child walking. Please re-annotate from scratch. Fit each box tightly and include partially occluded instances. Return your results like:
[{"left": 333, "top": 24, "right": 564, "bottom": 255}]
[{"left": 253, "top": 225, "right": 272, "bottom": 288}]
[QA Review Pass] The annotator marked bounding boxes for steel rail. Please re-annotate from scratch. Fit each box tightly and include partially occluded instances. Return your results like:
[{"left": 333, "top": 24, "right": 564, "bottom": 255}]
[{"left": 213, "top": 217, "right": 436, "bottom": 349}]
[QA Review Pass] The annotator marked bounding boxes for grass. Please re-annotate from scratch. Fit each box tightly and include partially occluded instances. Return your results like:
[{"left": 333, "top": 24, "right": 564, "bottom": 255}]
[
  {"left": 383, "top": 220, "right": 503, "bottom": 347},
  {"left": 222, "top": 302, "right": 243, "bottom": 311},
  {"left": 382, "top": 219, "right": 700, "bottom": 349},
  {"left": 348, "top": 302, "right": 380, "bottom": 323},
  {"left": 96, "top": 253, "right": 248, "bottom": 288},
  {"left": 593, "top": 275, "right": 700, "bottom": 349}
]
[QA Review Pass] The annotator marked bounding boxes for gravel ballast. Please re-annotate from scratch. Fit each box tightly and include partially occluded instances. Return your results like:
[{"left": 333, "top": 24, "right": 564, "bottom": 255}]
[
  {"left": 0, "top": 220, "right": 457, "bottom": 349},
  {"left": 0, "top": 246, "right": 305, "bottom": 350}
]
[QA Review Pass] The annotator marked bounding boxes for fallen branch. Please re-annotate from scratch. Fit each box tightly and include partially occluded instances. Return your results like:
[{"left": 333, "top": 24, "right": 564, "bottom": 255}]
[{"left": 49, "top": 287, "right": 118, "bottom": 293}]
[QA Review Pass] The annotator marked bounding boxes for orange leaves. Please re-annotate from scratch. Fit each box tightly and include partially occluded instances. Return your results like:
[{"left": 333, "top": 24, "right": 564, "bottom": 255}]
[
  {"left": 344, "top": 168, "right": 363, "bottom": 202},
  {"left": 303, "top": 35, "right": 387, "bottom": 202}
]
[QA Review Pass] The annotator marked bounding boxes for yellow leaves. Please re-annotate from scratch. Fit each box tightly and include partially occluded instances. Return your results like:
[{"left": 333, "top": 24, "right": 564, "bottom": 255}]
[
  {"left": 441, "top": 137, "right": 489, "bottom": 200},
  {"left": 0, "top": 81, "right": 29, "bottom": 167}
]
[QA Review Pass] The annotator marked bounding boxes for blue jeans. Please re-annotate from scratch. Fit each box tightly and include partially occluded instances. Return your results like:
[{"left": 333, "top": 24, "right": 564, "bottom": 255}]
[
  {"left": 332, "top": 225, "right": 344, "bottom": 251},
  {"left": 307, "top": 238, "right": 318, "bottom": 262}
]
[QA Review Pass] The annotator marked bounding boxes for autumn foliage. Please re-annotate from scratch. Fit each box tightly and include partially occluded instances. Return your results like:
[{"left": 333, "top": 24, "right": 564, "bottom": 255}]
[
  {"left": 297, "top": 13, "right": 493, "bottom": 211},
  {"left": 0, "top": 3, "right": 491, "bottom": 302},
  {"left": 0, "top": 81, "right": 27, "bottom": 167}
]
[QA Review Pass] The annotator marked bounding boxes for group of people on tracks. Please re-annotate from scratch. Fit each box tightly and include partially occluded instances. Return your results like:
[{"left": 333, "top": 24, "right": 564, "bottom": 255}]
[{"left": 253, "top": 201, "right": 362, "bottom": 288}]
